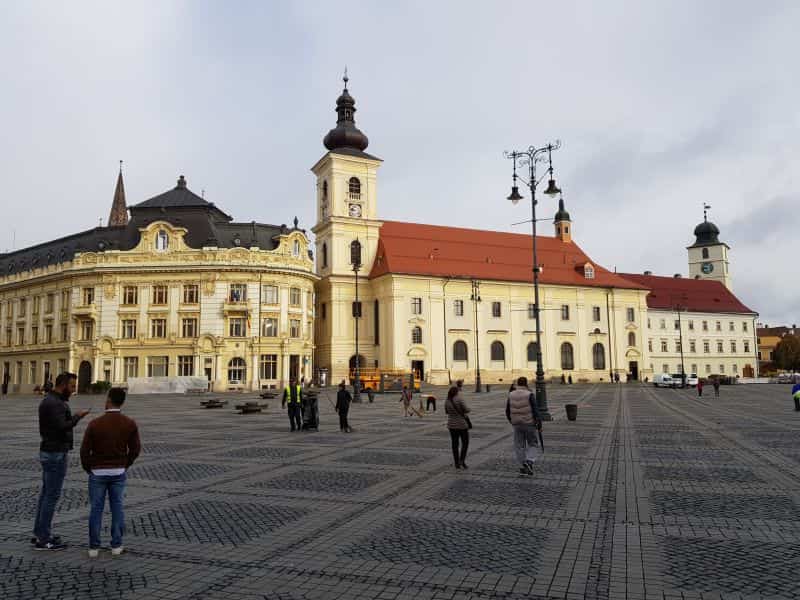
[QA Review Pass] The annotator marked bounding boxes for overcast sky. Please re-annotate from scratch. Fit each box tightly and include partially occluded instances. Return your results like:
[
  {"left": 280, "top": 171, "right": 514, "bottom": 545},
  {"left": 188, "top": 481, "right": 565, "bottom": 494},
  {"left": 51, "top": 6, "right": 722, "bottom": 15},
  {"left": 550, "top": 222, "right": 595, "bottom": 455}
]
[{"left": 1, "top": 1, "right": 798, "bottom": 325}]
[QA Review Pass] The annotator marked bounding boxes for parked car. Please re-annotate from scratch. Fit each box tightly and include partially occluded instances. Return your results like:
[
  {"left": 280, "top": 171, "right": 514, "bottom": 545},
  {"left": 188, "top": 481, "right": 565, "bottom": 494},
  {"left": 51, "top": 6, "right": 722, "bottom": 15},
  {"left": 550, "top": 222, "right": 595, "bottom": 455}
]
[
  {"left": 653, "top": 373, "right": 674, "bottom": 388},
  {"left": 671, "top": 373, "right": 687, "bottom": 388},
  {"left": 685, "top": 373, "right": 699, "bottom": 387}
]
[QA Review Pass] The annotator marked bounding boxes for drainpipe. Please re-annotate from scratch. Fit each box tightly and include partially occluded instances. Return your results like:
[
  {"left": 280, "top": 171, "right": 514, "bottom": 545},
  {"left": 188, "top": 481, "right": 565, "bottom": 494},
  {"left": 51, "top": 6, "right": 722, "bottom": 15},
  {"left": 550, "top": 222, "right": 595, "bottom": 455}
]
[{"left": 442, "top": 277, "right": 453, "bottom": 384}]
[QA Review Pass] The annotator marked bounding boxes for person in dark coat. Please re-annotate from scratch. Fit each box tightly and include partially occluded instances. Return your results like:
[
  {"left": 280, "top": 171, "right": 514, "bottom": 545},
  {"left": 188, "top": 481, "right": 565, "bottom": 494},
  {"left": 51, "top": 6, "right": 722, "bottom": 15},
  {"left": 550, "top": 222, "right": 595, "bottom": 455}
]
[
  {"left": 713, "top": 378, "right": 720, "bottom": 397},
  {"left": 33, "top": 372, "right": 90, "bottom": 550},
  {"left": 335, "top": 381, "right": 352, "bottom": 432}
]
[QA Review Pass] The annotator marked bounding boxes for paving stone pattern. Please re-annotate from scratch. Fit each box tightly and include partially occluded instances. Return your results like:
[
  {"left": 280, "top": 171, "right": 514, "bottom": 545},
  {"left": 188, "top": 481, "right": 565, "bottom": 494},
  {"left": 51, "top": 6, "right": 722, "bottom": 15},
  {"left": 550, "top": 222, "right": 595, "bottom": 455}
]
[{"left": 1, "top": 383, "right": 800, "bottom": 599}]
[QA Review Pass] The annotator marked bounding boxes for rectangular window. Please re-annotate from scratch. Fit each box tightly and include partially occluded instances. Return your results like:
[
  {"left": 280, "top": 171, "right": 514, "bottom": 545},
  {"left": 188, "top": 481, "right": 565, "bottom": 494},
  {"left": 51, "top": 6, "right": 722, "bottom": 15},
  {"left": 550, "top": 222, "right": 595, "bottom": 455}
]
[
  {"left": 705, "top": 364, "right": 711, "bottom": 374},
  {"left": 178, "top": 356, "right": 194, "bottom": 376},
  {"left": 689, "top": 340, "right": 696, "bottom": 353},
  {"left": 182, "top": 284, "right": 199, "bottom": 304},
  {"left": 716, "top": 321, "right": 721, "bottom": 331},
  {"left": 676, "top": 364, "right": 683, "bottom": 374},
  {"left": 181, "top": 318, "right": 197, "bottom": 338},
  {"left": 648, "top": 339, "right": 653, "bottom": 352},
  {"left": 260, "top": 354, "right": 278, "bottom": 379},
  {"left": 561, "top": 305, "right": 570, "bottom": 320},
  {"left": 662, "top": 364, "right": 669, "bottom": 374},
  {"left": 647, "top": 318, "right": 651, "bottom": 329},
  {"left": 123, "top": 357, "right": 138, "bottom": 381},
  {"left": 729, "top": 321, "right": 735, "bottom": 331},
  {"left": 730, "top": 341, "right": 737, "bottom": 353},
  {"left": 717, "top": 341, "right": 724, "bottom": 353},
  {"left": 262, "top": 285, "right": 279, "bottom": 304},
  {"left": 674, "top": 320, "right": 680, "bottom": 330},
  {"left": 702, "top": 321, "right": 708, "bottom": 331},
  {"left": 454, "top": 300, "right": 464, "bottom": 317},
  {"left": 153, "top": 285, "right": 168, "bottom": 305},
  {"left": 147, "top": 356, "right": 168, "bottom": 377},
  {"left": 691, "top": 364, "right": 698, "bottom": 374},
  {"left": 703, "top": 341, "right": 710, "bottom": 353},
  {"left": 5, "top": 328, "right": 11, "bottom": 346},
  {"left": 229, "top": 317, "right": 246, "bottom": 337},
  {"left": 17, "top": 326, "right": 25, "bottom": 345},
  {"left": 60, "top": 323, "right": 68, "bottom": 342},
  {"left": 61, "top": 290, "right": 70, "bottom": 310},
  {"left": 150, "top": 318, "right": 166, "bottom": 338},
  {"left": 121, "top": 319, "right": 137, "bottom": 339},
  {"left": 592, "top": 306, "right": 601, "bottom": 322},
  {"left": 733, "top": 364, "right": 738, "bottom": 373},
  {"left": 411, "top": 297, "right": 422, "bottom": 315},
  {"left": 289, "top": 287, "right": 301, "bottom": 306},
  {"left": 661, "top": 340, "right": 668, "bottom": 352},
  {"left": 32, "top": 296, "right": 40, "bottom": 315},
  {"left": 15, "top": 361, "right": 22, "bottom": 384},
  {"left": 80, "top": 321, "right": 94, "bottom": 341},
  {"left": 321, "top": 302, "right": 326, "bottom": 319},
  {"left": 660, "top": 319, "right": 666, "bottom": 329},
  {"left": 626, "top": 307, "right": 635, "bottom": 322},
  {"left": 290, "top": 319, "right": 301, "bottom": 338},
  {"left": 31, "top": 326, "right": 38, "bottom": 345},
  {"left": 82, "top": 287, "right": 95, "bottom": 305},
  {"left": 743, "top": 322, "right": 749, "bottom": 332},
  {"left": 30, "top": 361, "right": 37, "bottom": 384},
  {"left": 57, "top": 358, "right": 66, "bottom": 374},
  {"left": 45, "top": 293, "right": 54, "bottom": 313},
  {"left": 123, "top": 286, "right": 138, "bottom": 305},
  {"left": 44, "top": 324, "right": 52, "bottom": 344},
  {"left": 229, "top": 283, "right": 247, "bottom": 302},
  {"left": 744, "top": 341, "right": 750, "bottom": 353},
  {"left": 719, "top": 364, "right": 725, "bottom": 373},
  {"left": 262, "top": 317, "right": 278, "bottom": 337},
  {"left": 492, "top": 301, "right": 501, "bottom": 318},
  {"left": 688, "top": 320, "right": 694, "bottom": 330},
  {"left": 676, "top": 340, "right": 682, "bottom": 352},
  {"left": 19, "top": 298, "right": 26, "bottom": 317}
]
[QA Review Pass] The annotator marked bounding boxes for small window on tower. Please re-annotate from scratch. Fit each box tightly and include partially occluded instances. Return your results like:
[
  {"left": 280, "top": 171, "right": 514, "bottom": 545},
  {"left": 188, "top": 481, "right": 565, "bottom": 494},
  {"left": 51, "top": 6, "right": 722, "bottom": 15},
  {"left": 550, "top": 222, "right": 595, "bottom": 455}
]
[{"left": 702, "top": 248, "right": 709, "bottom": 259}]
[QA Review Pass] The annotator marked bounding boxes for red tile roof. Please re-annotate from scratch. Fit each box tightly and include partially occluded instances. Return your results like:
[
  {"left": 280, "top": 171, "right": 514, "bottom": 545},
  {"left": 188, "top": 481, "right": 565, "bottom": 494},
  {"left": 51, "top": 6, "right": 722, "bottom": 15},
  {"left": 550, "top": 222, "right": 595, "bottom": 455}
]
[
  {"left": 617, "top": 273, "right": 756, "bottom": 314},
  {"left": 368, "top": 221, "right": 648, "bottom": 290}
]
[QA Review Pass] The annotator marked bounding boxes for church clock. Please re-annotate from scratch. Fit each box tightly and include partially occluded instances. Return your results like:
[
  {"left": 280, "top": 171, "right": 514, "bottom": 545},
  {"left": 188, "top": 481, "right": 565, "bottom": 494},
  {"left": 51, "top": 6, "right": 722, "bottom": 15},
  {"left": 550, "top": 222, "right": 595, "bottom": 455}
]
[
  {"left": 348, "top": 203, "right": 362, "bottom": 218},
  {"left": 701, "top": 262, "right": 714, "bottom": 274}
]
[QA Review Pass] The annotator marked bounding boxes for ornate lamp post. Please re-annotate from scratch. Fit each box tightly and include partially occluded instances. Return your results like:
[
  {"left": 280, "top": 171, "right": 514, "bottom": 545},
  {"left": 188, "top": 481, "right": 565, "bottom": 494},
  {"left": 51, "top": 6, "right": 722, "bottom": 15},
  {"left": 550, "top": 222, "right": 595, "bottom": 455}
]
[
  {"left": 504, "top": 142, "right": 562, "bottom": 421},
  {"left": 470, "top": 280, "right": 482, "bottom": 392},
  {"left": 350, "top": 239, "right": 362, "bottom": 403},
  {"left": 671, "top": 293, "right": 689, "bottom": 387}
]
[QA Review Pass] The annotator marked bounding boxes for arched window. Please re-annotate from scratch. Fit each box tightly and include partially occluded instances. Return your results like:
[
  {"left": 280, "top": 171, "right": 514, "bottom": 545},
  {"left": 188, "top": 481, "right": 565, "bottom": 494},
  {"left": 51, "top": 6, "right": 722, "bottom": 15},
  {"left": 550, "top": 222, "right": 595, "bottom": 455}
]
[
  {"left": 628, "top": 331, "right": 636, "bottom": 347},
  {"left": 322, "top": 243, "right": 328, "bottom": 268},
  {"left": 227, "top": 357, "right": 246, "bottom": 382},
  {"left": 527, "top": 341, "right": 539, "bottom": 362},
  {"left": 453, "top": 340, "right": 468, "bottom": 362},
  {"left": 292, "top": 240, "right": 300, "bottom": 257},
  {"left": 702, "top": 247, "right": 709, "bottom": 259},
  {"left": 348, "top": 177, "right": 361, "bottom": 199},
  {"left": 560, "top": 342, "right": 574, "bottom": 370},
  {"left": 490, "top": 341, "right": 505, "bottom": 361},
  {"left": 322, "top": 180, "right": 328, "bottom": 200},
  {"left": 155, "top": 230, "right": 169, "bottom": 251},
  {"left": 592, "top": 343, "right": 606, "bottom": 370},
  {"left": 412, "top": 326, "right": 422, "bottom": 344}
]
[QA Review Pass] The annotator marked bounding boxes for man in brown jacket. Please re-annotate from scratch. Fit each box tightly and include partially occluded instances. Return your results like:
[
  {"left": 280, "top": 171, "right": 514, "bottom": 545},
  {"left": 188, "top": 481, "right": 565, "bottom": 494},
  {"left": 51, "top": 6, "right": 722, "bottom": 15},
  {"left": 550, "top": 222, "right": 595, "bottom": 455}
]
[{"left": 80, "top": 387, "right": 140, "bottom": 557}]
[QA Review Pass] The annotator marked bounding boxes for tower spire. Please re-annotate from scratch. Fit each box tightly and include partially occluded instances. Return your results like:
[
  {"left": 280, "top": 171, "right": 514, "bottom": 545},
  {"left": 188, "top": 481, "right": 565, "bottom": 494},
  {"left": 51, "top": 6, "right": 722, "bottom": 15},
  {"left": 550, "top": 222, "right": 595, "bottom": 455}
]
[
  {"left": 323, "top": 71, "right": 370, "bottom": 153},
  {"left": 107, "top": 161, "right": 128, "bottom": 227},
  {"left": 554, "top": 194, "right": 572, "bottom": 242}
]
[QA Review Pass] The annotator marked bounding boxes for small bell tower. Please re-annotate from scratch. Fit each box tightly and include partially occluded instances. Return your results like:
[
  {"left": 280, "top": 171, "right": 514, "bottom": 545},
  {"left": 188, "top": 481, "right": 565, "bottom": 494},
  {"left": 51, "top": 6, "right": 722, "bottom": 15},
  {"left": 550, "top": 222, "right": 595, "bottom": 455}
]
[
  {"left": 554, "top": 196, "right": 571, "bottom": 242},
  {"left": 687, "top": 204, "right": 731, "bottom": 289}
]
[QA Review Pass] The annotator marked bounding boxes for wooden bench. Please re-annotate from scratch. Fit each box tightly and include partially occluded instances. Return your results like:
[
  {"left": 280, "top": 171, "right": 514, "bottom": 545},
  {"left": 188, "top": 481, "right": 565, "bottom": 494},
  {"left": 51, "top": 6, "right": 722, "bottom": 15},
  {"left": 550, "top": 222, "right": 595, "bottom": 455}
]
[
  {"left": 200, "top": 399, "right": 228, "bottom": 409},
  {"left": 235, "top": 401, "right": 268, "bottom": 414}
]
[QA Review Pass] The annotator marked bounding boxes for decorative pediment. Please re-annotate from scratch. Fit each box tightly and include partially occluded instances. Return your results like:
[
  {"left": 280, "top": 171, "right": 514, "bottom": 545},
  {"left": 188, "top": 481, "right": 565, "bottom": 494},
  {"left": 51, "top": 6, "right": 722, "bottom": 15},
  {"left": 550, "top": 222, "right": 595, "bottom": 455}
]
[
  {"left": 406, "top": 346, "right": 427, "bottom": 358},
  {"left": 132, "top": 221, "right": 190, "bottom": 254}
]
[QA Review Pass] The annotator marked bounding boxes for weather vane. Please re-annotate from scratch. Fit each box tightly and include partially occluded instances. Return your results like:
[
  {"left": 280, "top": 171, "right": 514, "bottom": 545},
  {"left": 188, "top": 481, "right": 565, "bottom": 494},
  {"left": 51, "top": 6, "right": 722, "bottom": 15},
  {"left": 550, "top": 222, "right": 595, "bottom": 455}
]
[{"left": 703, "top": 203, "right": 711, "bottom": 222}]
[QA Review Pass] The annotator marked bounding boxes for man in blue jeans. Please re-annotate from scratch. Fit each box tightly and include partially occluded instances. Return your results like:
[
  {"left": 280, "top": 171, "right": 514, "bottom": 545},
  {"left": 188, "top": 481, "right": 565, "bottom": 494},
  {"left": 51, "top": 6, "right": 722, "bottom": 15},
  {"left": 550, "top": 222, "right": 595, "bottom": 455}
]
[
  {"left": 33, "top": 372, "right": 90, "bottom": 550},
  {"left": 80, "top": 387, "right": 141, "bottom": 557}
]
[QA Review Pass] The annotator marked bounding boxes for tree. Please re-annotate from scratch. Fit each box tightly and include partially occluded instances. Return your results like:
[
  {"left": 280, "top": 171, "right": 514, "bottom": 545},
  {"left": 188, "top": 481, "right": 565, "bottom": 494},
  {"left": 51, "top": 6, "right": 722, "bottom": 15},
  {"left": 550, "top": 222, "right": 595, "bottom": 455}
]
[{"left": 774, "top": 335, "right": 800, "bottom": 372}]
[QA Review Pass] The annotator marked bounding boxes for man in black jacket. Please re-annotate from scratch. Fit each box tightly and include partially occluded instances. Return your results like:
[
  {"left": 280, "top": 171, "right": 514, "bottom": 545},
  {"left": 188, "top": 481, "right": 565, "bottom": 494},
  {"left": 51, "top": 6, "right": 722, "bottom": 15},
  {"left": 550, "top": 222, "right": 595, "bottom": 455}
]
[
  {"left": 335, "top": 380, "right": 352, "bottom": 432},
  {"left": 32, "top": 372, "right": 89, "bottom": 550}
]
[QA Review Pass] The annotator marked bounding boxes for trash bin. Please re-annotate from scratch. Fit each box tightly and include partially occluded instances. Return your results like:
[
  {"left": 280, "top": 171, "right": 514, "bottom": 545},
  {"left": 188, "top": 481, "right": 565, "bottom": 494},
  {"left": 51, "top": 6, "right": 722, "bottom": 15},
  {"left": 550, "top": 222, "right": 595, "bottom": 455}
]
[{"left": 565, "top": 404, "right": 578, "bottom": 421}]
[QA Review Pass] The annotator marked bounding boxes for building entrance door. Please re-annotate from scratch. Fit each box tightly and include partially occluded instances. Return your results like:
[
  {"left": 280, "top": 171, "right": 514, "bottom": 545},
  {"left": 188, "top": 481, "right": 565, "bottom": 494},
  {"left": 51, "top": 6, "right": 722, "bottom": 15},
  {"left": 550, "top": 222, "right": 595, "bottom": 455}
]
[
  {"left": 289, "top": 355, "right": 300, "bottom": 382},
  {"left": 628, "top": 361, "right": 639, "bottom": 381},
  {"left": 78, "top": 361, "right": 92, "bottom": 393},
  {"left": 411, "top": 360, "right": 425, "bottom": 383}
]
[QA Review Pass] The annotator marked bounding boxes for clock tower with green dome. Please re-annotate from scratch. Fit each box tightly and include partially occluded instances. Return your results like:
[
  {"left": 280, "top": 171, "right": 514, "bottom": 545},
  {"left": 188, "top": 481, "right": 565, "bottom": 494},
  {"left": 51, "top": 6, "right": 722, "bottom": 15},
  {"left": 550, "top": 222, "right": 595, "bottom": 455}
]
[{"left": 687, "top": 204, "right": 731, "bottom": 290}]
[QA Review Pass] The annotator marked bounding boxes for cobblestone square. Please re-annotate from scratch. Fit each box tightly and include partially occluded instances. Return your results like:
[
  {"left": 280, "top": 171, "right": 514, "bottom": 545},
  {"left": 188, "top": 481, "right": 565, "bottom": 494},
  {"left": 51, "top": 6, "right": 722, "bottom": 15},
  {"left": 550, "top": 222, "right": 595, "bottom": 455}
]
[{"left": 1, "top": 383, "right": 799, "bottom": 599}]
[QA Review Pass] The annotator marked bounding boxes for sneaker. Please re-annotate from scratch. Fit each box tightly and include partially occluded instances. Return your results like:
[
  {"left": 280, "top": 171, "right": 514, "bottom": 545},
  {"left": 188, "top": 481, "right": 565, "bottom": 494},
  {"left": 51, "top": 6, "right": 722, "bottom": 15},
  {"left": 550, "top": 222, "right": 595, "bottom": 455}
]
[
  {"left": 34, "top": 540, "right": 67, "bottom": 551},
  {"left": 518, "top": 466, "right": 528, "bottom": 476},
  {"left": 111, "top": 546, "right": 124, "bottom": 556},
  {"left": 524, "top": 462, "right": 534, "bottom": 476},
  {"left": 88, "top": 548, "right": 99, "bottom": 558},
  {"left": 31, "top": 535, "right": 62, "bottom": 545}
]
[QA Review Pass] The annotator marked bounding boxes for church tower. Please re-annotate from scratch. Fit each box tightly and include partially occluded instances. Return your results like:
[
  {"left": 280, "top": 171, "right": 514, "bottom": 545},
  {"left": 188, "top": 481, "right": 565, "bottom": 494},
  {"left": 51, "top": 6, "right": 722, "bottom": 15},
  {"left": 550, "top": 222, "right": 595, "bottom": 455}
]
[
  {"left": 687, "top": 205, "right": 731, "bottom": 289},
  {"left": 311, "top": 74, "right": 383, "bottom": 381},
  {"left": 554, "top": 196, "right": 571, "bottom": 242}
]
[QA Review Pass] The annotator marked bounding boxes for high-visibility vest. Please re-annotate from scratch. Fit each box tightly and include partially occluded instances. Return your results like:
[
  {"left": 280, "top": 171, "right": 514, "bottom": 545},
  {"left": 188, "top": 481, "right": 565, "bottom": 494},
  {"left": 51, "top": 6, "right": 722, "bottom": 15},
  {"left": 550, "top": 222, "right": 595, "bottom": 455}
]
[{"left": 284, "top": 385, "right": 302, "bottom": 403}]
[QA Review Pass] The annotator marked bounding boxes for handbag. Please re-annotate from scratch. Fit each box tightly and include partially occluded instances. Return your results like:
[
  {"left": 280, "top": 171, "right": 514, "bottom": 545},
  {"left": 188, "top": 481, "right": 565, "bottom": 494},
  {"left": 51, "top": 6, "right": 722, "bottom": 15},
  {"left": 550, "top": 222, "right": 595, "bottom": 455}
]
[{"left": 448, "top": 396, "right": 472, "bottom": 429}]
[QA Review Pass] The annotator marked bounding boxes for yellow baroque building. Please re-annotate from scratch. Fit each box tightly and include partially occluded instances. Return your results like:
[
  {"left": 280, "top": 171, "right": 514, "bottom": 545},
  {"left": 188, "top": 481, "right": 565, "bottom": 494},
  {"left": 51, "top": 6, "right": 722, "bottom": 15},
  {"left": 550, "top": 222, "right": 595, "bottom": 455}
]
[{"left": 0, "top": 174, "right": 316, "bottom": 393}]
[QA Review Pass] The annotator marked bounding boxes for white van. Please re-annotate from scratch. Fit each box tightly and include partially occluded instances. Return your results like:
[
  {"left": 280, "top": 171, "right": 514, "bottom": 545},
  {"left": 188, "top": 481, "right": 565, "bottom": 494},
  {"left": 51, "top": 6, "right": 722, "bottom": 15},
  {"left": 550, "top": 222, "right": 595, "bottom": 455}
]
[{"left": 653, "top": 373, "right": 674, "bottom": 388}]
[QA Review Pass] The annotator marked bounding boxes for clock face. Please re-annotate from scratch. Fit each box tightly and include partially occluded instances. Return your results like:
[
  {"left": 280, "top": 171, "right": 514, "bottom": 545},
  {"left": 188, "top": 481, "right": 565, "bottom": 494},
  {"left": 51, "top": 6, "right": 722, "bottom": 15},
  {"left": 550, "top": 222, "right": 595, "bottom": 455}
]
[
  {"left": 701, "top": 262, "right": 714, "bottom": 274},
  {"left": 348, "top": 203, "right": 362, "bottom": 218}
]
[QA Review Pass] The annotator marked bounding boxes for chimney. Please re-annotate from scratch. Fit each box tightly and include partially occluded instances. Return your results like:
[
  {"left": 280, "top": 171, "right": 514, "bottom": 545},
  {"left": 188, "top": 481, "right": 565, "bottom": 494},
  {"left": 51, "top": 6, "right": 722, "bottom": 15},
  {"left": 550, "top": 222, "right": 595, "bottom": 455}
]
[{"left": 643, "top": 270, "right": 652, "bottom": 275}]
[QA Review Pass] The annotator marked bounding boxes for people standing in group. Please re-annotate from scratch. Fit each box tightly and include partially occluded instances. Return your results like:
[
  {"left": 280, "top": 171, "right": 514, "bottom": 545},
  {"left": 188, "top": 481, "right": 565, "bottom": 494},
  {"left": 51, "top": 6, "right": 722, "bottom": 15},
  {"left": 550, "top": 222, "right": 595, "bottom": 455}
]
[
  {"left": 697, "top": 379, "right": 704, "bottom": 397},
  {"left": 400, "top": 384, "right": 413, "bottom": 417},
  {"left": 445, "top": 385, "right": 471, "bottom": 469},
  {"left": 506, "top": 376, "right": 542, "bottom": 476},
  {"left": 80, "top": 387, "right": 140, "bottom": 558},
  {"left": 712, "top": 378, "right": 720, "bottom": 398},
  {"left": 335, "top": 381, "right": 352, "bottom": 433},
  {"left": 33, "top": 372, "right": 90, "bottom": 551},
  {"left": 282, "top": 378, "right": 304, "bottom": 432}
]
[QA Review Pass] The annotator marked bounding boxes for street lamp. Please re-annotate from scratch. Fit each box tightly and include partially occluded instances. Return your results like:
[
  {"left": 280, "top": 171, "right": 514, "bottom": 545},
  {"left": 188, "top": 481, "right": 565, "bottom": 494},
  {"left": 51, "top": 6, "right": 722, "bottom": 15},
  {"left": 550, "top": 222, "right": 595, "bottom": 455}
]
[
  {"left": 470, "top": 280, "right": 482, "bottom": 393},
  {"left": 671, "top": 294, "right": 689, "bottom": 387},
  {"left": 504, "top": 142, "right": 562, "bottom": 421},
  {"left": 351, "top": 239, "right": 362, "bottom": 403}
]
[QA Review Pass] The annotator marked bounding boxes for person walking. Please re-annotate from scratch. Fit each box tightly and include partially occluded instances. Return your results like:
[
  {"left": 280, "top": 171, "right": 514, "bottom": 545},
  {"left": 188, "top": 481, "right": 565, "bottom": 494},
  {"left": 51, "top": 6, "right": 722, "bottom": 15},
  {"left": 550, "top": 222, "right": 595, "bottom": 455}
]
[
  {"left": 445, "top": 386, "right": 471, "bottom": 469},
  {"left": 335, "top": 381, "right": 352, "bottom": 432},
  {"left": 697, "top": 379, "right": 704, "bottom": 397},
  {"left": 792, "top": 380, "right": 800, "bottom": 411},
  {"left": 506, "top": 376, "right": 542, "bottom": 476},
  {"left": 282, "top": 378, "right": 303, "bottom": 432},
  {"left": 33, "top": 372, "right": 90, "bottom": 551},
  {"left": 80, "top": 387, "right": 140, "bottom": 558},
  {"left": 400, "top": 384, "right": 413, "bottom": 417},
  {"left": 713, "top": 378, "right": 720, "bottom": 398}
]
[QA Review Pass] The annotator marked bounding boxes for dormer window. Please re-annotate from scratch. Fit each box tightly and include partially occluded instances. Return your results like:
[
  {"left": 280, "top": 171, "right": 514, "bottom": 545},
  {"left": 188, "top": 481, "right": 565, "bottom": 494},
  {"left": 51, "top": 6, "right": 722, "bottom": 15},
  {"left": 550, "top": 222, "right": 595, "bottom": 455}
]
[
  {"left": 155, "top": 230, "right": 169, "bottom": 251},
  {"left": 292, "top": 240, "right": 300, "bottom": 257},
  {"left": 348, "top": 177, "right": 361, "bottom": 200},
  {"left": 584, "top": 263, "right": 595, "bottom": 279}
]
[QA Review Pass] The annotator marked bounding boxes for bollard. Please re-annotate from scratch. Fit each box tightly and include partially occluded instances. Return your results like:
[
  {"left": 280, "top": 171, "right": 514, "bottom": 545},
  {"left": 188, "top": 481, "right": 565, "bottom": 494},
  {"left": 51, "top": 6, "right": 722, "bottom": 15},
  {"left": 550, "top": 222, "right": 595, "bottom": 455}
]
[
  {"left": 485, "top": 384, "right": 491, "bottom": 392},
  {"left": 565, "top": 404, "right": 578, "bottom": 421}
]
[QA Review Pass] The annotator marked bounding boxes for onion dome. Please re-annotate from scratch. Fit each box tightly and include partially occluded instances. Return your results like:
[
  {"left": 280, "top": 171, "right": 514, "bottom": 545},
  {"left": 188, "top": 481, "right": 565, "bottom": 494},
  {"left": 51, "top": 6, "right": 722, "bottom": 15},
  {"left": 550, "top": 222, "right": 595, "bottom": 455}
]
[
  {"left": 554, "top": 197, "right": 571, "bottom": 222},
  {"left": 692, "top": 220, "right": 721, "bottom": 246},
  {"left": 323, "top": 73, "right": 369, "bottom": 152}
]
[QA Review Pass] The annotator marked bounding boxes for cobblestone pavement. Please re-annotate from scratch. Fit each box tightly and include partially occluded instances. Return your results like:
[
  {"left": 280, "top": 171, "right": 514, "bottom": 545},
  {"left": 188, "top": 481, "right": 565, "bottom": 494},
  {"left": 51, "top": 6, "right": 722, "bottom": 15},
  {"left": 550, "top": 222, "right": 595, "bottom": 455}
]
[{"left": 1, "top": 383, "right": 799, "bottom": 599}]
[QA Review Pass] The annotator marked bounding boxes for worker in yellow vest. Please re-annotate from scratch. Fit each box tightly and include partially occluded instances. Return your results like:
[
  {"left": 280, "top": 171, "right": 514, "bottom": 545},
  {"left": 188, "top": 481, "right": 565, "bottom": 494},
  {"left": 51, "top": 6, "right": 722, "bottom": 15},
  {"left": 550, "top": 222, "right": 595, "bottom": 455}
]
[{"left": 282, "top": 378, "right": 304, "bottom": 432}]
